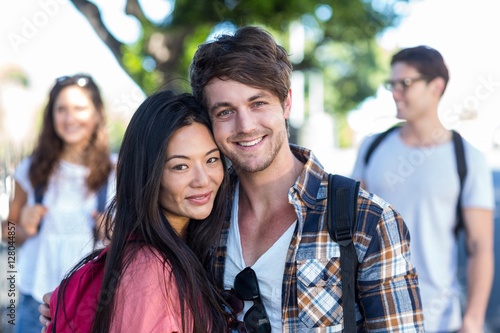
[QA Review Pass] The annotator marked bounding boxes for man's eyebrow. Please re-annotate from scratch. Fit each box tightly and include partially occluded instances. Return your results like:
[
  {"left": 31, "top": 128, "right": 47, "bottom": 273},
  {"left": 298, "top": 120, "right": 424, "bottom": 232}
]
[
  {"left": 208, "top": 92, "right": 271, "bottom": 114},
  {"left": 249, "top": 92, "right": 271, "bottom": 100},
  {"left": 209, "top": 102, "right": 232, "bottom": 114}
]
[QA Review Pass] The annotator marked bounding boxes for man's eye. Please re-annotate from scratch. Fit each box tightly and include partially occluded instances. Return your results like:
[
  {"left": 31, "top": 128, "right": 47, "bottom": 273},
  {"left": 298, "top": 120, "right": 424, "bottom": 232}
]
[{"left": 217, "top": 109, "right": 233, "bottom": 117}]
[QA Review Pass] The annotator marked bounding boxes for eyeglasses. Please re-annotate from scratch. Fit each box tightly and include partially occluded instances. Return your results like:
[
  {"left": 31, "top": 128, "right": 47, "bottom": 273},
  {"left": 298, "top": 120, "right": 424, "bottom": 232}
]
[
  {"left": 55, "top": 74, "right": 93, "bottom": 88},
  {"left": 232, "top": 267, "right": 271, "bottom": 333},
  {"left": 384, "top": 77, "right": 428, "bottom": 92}
]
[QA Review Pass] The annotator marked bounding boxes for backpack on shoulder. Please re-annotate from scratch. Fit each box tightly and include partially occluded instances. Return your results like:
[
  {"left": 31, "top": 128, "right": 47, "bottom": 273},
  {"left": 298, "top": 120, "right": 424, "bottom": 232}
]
[
  {"left": 363, "top": 125, "right": 467, "bottom": 237},
  {"left": 327, "top": 174, "right": 360, "bottom": 333},
  {"left": 327, "top": 124, "right": 467, "bottom": 332},
  {"left": 48, "top": 247, "right": 108, "bottom": 333}
]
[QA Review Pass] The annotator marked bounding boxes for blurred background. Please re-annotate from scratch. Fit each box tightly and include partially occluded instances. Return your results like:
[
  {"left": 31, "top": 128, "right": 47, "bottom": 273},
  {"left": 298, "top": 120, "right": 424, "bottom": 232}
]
[{"left": 1, "top": 0, "right": 499, "bottom": 332}]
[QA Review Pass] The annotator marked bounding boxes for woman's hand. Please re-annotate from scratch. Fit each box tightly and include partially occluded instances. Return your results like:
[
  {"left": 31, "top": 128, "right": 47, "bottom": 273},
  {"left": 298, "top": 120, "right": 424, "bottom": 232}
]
[
  {"left": 19, "top": 204, "right": 47, "bottom": 236},
  {"left": 39, "top": 291, "right": 53, "bottom": 332}
]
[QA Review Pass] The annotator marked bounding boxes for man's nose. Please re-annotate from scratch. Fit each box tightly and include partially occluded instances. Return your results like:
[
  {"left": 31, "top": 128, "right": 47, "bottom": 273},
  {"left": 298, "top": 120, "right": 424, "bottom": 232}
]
[{"left": 235, "top": 109, "right": 256, "bottom": 133}]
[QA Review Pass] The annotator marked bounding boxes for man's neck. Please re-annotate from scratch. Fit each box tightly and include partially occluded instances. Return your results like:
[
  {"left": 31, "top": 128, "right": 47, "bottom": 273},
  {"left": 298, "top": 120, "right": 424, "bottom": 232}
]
[
  {"left": 235, "top": 145, "right": 304, "bottom": 266},
  {"left": 236, "top": 145, "right": 303, "bottom": 209},
  {"left": 401, "top": 113, "right": 450, "bottom": 146}
]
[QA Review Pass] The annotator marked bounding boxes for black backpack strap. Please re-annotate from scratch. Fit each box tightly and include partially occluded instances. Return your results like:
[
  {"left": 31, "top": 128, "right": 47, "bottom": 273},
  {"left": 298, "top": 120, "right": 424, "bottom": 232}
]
[
  {"left": 364, "top": 124, "right": 401, "bottom": 165},
  {"left": 452, "top": 130, "right": 467, "bottom": 238},
  {"left": 96, "top": 180, "right": 109, "bottom": 213},
  {"left": 365, "top": 127, "right": 468, "bottom": 239},
  {"left": 34, "top": 185, "right": 44, "bottom": 204},
  {"left": 327, "top": 174, "right": 360, "bottom": 332},
  {"left": 93, "top": 180, "right": 109, "bottom": 246},
  {"left": 34, "top": 185, "right": 45, "bottom": 232}
]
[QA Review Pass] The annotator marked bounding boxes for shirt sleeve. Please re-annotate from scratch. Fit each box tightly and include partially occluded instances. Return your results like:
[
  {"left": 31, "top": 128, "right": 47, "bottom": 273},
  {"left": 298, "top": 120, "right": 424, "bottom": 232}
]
[
  {"left": 351, "top": 135, "right": 377, "bottom": 182},
  {"left": 462, "top": 143, "right": 495, "bottom": 209},
  {"left": 356, "top": 192, "right": 425, "bottom": 332},
  {"left": 13, "top": 157, "right": 33, "bottom": 195},
  {"left": 110, "top": 247, "right": 193, "bottom": 333}
]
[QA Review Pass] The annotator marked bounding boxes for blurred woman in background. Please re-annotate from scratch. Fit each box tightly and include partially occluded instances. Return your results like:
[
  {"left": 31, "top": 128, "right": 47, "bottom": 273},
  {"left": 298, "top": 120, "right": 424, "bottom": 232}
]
[{"left": 1, "top": 73, "right": 114, "bottom": 333}]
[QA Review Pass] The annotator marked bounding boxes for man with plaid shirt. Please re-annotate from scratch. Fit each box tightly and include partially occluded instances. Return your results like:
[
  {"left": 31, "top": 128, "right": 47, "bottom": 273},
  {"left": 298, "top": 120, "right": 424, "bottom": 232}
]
[{"left": 190, "top": 26, "right": 424, "bottom": 332}]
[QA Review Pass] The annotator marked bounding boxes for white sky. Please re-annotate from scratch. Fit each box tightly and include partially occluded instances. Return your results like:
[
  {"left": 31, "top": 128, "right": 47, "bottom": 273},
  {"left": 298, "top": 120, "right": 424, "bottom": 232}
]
[
  {"left": 1, "top": 0, "right": 499, "bottom": 152},
  {"left": 0, "top": 0, "right": 148, "bottom": 143}
]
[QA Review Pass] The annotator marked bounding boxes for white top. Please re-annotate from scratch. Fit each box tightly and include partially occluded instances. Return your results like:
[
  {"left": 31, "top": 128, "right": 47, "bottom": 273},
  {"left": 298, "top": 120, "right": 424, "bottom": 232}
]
[
  {"left": 15, "top": 157, "right": 115, "bottom": 302},
  {"left": 224, "top": 182, "right": 296, "bottom": 333},
  {"left": 351, "top": 129, "right": 495, "bottom": 332}
]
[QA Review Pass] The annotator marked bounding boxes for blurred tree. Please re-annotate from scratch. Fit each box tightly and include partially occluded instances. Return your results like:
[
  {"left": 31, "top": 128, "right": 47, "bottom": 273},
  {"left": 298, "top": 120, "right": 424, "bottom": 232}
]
[{"left": 70, "top": 0, "right": 408, "bottom": 116}]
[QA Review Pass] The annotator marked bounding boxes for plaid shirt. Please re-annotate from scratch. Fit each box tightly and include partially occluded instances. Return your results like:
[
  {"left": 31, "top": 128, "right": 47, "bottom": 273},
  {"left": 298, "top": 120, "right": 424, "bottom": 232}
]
[{"left": 213, "top": 145, "right": 424, "bottom": 332}]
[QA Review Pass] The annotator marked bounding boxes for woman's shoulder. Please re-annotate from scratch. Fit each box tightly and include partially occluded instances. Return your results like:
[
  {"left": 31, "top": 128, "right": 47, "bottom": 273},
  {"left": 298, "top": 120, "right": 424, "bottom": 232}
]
[
  {"left": 111, "top": 245, "right": 186, "bottom": 332},
  {"left": 13, "top": 156, "right": 33, "bottom": 190},
  {"left": 14, "top": 156, "right": 32, "bottom": 173},
  {"left": 123, "top": 245, "right": 173, "bottom": 276},
  {"left": 117, "top": 245, "right": 176, "bottom": 303},
  {"left": 110, "top": 152, "right": 119, "bottom": 164}
]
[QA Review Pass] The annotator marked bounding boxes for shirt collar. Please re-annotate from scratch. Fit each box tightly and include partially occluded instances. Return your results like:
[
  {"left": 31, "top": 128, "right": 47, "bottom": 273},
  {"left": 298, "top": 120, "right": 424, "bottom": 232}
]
[
  {"left": 289, "top": 144, "right": 328, "bottom": 209},
  {"left": 228, "top": 144, "right": 328, "bottom": 210}
]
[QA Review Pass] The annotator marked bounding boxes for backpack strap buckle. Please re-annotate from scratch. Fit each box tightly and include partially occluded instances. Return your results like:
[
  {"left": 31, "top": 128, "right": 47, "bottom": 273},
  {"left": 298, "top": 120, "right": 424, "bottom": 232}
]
[{"left": 335, "top": 226, "right": 353, "bottom": 247}]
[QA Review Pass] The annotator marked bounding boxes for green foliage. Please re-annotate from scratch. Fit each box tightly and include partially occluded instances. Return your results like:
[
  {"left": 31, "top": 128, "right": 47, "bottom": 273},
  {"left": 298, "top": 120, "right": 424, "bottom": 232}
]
[
  {"left": 336, "top": 114, "right": 353, "bottom": 148},
  {"left": 72, "top": 0, "right": 408, "bottom": 115},
  {"left": 107, "top": 119, "right": 127, "bottom": 153}
]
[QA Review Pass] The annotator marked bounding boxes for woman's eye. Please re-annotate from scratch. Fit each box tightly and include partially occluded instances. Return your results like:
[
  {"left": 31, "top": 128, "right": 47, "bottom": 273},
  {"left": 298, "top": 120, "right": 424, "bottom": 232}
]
[
  {"left": 173, "top": 164, "right": 188, "bottom": 171},
  {"left": 207, "top": 157, "right": 219, "bottom": 164}
]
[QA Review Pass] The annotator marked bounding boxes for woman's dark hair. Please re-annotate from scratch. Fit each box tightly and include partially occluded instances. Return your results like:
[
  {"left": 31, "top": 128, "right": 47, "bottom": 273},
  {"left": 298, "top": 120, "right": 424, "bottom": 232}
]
[
  {"left": 29, "top": 74, "right": 112, "bottom": 192},
  {"left": 55, "top": 90, "right": 231, "bottom": 332}
]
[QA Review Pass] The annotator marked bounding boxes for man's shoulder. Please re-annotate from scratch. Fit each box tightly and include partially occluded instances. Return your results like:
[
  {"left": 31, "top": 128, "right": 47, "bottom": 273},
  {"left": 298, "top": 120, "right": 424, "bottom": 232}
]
[
  {"left": 461, "top": 136, "right": 489, "bottom": 161},
  {"left": 355, "top": 187, "right": 400, "bottom": 232},
  {"left": 357, "top": 187, "right": 392, "bottom": 211}
]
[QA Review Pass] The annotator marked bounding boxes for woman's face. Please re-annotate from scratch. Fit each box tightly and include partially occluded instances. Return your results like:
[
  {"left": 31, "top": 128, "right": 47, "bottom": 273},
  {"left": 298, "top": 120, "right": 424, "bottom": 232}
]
[
  {"left": 160, "top": 122, "right": 224, "bottom": 236},
  {"left": 53, "top": 85, "right": 99, "bottom": 150}
]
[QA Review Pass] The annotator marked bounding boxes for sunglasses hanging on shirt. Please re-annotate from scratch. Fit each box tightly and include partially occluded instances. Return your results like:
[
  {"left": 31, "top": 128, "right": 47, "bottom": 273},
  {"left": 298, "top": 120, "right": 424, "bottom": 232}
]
[{"left": 230, "top": 267, "right": 272, "bottom": 333}]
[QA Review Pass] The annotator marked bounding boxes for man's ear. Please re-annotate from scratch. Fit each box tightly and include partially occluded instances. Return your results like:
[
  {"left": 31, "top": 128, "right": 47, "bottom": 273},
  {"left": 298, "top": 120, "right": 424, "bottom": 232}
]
[
  {"left": 283, "top": 89, "right": 292, "bottom": 119},
  {"left": 431, "top": 77, "right": 446, "bottom": 96}
]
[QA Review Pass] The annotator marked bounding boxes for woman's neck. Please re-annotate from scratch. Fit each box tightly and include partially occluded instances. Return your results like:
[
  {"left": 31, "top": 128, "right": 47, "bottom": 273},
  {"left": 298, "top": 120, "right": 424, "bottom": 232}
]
[{"left": 61, "top": 145, "right": 87, "bottom": 165}]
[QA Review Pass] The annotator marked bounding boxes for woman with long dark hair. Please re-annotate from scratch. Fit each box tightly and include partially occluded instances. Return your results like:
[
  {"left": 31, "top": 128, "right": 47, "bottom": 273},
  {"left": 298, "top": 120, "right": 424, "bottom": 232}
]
[
  {"left": 1, "top": 74, "right": 113, "bottom": 333},
  {"left": 47, "top": 90, "right": 239, "bottom": 332}
]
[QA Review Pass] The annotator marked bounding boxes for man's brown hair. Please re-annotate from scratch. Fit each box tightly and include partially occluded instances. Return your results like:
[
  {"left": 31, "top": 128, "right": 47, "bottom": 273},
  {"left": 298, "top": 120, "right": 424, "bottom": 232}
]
[{"left": 189, "top": 26, "right": 293, "bottom": 108}]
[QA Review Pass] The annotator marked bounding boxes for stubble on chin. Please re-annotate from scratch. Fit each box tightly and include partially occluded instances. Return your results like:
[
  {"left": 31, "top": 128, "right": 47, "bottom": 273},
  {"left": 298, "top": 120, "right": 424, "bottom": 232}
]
[{"left": 228, "top": 129, "right": 286, "bottom": 174}]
